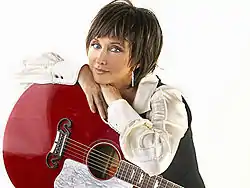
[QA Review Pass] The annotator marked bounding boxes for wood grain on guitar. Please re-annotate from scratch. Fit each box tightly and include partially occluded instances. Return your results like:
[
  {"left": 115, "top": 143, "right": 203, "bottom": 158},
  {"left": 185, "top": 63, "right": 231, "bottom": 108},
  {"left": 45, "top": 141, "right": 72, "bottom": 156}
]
[{"left": 3, "top": 84, "right": 183, "bottom": 188}]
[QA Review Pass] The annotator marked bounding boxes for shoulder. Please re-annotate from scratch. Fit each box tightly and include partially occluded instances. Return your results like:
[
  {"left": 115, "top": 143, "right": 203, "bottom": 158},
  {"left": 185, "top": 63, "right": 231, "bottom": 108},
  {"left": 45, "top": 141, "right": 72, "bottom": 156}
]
[
  {"left": 149, "top": 84, "right": 188, "bottom": 120},
  {"left": 151, "top": 84, "right": 184, "bottom": 103},
  {"left": 146, "top": 82, "right": 189, "bottom": 132}
]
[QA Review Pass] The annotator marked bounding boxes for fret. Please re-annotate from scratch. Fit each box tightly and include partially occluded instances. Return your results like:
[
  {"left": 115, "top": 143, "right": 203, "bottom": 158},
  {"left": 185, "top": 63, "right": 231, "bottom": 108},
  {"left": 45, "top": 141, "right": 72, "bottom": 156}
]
[
  {"left": 140, "top": 169, "right": 150, "bottom": 188},
  {"left": 163, "top": 178, "right": 174, "bottom": 188},
  {"left": 126, "top": 161, "right": 134, "bottom": 182},
  {"left": 123, "top": 161, "right": 129, "bottom": 182},
  {"left": 122, "top": 161, "right": 130, "bottom": 182},
  {"left": 116, "top": 160, "right": 136, "bottom": 185},
  {"left": 161, "top": 177, "right": 184, "bottom": 188},
  {"left": 138, "top": 171, "right": 144, "bottom": 185},
  {"left": 126, "top": 162, "right": 136, "bottom": 182},
  {"left": 132, "top": 165, "right": 139, "bottom": 186},
  {"left": 123, "top": 161, "right": 138, "bottom": 184},
  {"left": 117, "top": 161, "right": 128, "bottom": 182},
  {"left": 172, "top": 181, "right": 184, "bottom": 188},
  {"left": 149, "top": 176, "right": 158, "bottom": 188},
  {"left": 158, "top": 176, "right": 163, "bottom": 187},
  {"left": 118, "top": 160, "right": 146, "bottom": 187},
  {"left": 130, "top": 167, "right": 135, "bottom": 180},
  {"left": 115, "top": 161, "right": 123, "bottom": 180},
  {"left": 115, "top": 160, "right": 183, "bottom": 188},
  {"left": 167, "top": 180, "right": 174, "bottom": 188},
  {"left": 149, "top": 175, "right": 184, "bottom": 188},
  {"left": 144, "top": 174, "right": 160, "bottom": 188},
  {"left": 133, "top": 167, "right": 145, "bottom": 187},
  {"left": 145, "top": 175, "right": 151, "bottom": 188}
]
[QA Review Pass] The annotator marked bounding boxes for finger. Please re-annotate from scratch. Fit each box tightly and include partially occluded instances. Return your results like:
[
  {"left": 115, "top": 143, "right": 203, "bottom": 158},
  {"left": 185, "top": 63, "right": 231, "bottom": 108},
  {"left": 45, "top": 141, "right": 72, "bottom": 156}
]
[
  {"left": 99, "top": 92, "right": 108, "bottom": 117},
  {"left": 85, "top": 94, "right": 96, "bottom": 113},
  {"left": 94, "top": 94, "right": 107, "bottom": 120},
  {"left": 95, "top": 98, "right": 106, "bottom": 119}
]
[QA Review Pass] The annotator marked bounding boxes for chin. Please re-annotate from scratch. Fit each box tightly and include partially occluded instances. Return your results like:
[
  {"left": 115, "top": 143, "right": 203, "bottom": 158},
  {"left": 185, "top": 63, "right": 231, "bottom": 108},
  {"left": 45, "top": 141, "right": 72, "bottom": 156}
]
[
  {"left": 95, "top": 80, "right": 109, "bottom": 85},
  {"left": 93, "top": 75, "right": 110, "bottom": 85}
]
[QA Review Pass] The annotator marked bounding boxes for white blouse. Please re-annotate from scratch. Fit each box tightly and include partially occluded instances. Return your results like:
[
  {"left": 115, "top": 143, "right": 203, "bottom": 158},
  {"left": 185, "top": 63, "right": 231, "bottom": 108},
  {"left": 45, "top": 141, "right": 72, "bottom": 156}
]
[{"left": 15, "top": 52, "right": 188, "bottom": 179}]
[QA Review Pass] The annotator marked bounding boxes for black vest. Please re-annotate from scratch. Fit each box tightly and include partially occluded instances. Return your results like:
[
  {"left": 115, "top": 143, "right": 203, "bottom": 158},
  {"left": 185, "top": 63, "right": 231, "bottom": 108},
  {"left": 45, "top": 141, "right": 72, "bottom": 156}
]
[{"left": 141, "top": 77, "right": 205, "bottom": 188}]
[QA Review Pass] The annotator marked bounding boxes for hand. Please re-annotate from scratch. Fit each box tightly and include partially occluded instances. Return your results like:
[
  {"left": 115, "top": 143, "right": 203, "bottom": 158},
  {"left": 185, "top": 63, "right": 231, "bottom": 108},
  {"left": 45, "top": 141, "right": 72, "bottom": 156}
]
[
  {"left": 78, "top": 65, "right": 108, "bottom": 119},
  {"left": 100, "top": 84, "right": 123, "bottom": 105}
]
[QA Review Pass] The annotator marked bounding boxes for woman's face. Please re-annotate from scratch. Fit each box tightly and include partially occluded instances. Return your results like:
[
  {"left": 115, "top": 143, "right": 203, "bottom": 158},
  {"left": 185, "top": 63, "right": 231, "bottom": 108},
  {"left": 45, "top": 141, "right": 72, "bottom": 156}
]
[{"left": 87, "top": 36, "right": 133, "bottom": 89}]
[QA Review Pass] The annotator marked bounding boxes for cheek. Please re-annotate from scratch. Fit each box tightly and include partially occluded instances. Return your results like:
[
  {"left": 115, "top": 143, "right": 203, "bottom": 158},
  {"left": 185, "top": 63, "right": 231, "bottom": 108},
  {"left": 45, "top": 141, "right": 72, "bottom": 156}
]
[
  {"left": 110, "top": 64, "right": 127, "bottom": 76},
  {"left": 110, "top": 57, "right": 129, "bottom": 70},
  {"left": 87, "top": 50, "right": 95, "bottom": 68}
]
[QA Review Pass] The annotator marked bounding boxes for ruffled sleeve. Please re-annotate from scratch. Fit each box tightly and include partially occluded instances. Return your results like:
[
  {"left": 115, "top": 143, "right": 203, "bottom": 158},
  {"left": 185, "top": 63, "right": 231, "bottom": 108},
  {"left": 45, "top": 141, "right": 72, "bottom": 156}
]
[{"left": 107, "top": 86, "right": 188, "bottom": 176}]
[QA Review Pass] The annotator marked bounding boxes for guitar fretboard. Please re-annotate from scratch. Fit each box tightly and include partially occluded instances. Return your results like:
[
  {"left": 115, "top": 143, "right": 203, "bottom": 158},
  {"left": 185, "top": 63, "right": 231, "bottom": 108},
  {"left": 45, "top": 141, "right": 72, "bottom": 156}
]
[{"left": 115, "top": 160, "right": 183, "bottom": 188}]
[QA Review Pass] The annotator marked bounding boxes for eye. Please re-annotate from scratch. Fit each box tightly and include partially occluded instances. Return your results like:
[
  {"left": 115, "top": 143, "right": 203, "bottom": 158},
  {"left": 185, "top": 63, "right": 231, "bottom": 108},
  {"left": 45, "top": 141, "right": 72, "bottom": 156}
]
[
  {"left": 110, "top": 46, "right": 122, "bottom": 53},
  {"left": 91, "top": 43, "right": 101, "bottom": 49}
]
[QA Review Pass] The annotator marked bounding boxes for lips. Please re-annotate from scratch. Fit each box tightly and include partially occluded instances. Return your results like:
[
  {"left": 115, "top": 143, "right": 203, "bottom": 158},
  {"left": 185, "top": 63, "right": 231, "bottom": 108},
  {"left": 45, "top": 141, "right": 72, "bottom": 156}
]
[{"left": 94, "top": 68, "right": 109, "bottom": 74}]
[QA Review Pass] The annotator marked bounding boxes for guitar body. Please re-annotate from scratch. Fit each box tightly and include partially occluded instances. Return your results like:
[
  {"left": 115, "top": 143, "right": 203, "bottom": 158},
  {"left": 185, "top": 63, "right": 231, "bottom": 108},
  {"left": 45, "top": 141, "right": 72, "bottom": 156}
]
[{"left": 3, "top": 84, "right": 124, "bottom": 188}]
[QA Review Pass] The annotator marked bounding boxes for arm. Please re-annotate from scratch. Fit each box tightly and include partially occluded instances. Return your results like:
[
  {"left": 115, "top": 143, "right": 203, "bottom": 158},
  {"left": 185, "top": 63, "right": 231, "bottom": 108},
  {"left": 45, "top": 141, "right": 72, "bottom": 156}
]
[
  {"left": 107, "top": 86, "right": 188, "bottom": 176},
  {"left": 15, "top": 52, "right": 107, "bottom": 119},
  {"left": 78, "top": 65, "right": 108, "bottom": 119},
  {"left": 15, "top": 52, "right": 83, "bottom": 87}
]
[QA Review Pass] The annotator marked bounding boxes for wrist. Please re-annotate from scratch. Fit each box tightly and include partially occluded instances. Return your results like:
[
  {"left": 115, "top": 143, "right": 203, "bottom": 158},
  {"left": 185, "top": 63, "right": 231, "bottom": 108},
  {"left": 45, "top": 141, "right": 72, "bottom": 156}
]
[
  {"left": 78, "top": 64, "right": 94, "bottom": 87},
  {"left": 79, "top": 64, "right": 90, "bottom": 77}
]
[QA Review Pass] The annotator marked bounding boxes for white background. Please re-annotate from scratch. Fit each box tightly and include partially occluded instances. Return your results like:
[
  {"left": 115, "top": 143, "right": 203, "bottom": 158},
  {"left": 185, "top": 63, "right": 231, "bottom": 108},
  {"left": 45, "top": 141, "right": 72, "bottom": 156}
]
[{"left": 0, "top": 0, "right": 250, "bottom": 187}]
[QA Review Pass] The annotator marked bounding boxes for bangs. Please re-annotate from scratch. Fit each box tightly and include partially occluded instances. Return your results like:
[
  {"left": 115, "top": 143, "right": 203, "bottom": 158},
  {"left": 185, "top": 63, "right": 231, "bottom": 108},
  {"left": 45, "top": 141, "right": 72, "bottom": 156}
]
[
  {"left": 86, "top": 4, "right": 141, "bottom": 48},
  {"left": 96, "top": 14, "right": 135, "bottom": 42}
]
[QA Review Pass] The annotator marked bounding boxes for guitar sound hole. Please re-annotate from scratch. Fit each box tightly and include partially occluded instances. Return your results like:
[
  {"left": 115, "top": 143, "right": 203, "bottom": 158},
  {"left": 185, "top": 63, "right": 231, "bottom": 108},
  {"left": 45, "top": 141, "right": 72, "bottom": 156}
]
[{"left": 87, "top": 142, "right": 120, "bottom": 180}]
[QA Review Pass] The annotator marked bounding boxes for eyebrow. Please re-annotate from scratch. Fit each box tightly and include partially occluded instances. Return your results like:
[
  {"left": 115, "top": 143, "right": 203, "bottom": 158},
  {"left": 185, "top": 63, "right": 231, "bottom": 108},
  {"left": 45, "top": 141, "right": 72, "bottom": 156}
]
[
  {"left": 110, "top": 41, "right": 125, "bottom": 48},
  {"left": 93, "top": 38, "right": 125, "bottom": 48}
]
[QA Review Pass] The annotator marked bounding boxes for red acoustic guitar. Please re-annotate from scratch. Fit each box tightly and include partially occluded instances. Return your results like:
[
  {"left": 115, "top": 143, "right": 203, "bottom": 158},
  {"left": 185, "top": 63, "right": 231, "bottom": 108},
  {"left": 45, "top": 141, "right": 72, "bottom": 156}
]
[{"left": 3, "top": 84, "right": 183, "bottom": 188}]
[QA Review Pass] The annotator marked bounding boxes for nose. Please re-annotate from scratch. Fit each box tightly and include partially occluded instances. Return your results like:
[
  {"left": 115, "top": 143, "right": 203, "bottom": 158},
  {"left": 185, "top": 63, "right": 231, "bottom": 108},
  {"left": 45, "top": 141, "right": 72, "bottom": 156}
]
[{"left": 96, "top": 49, "right": 107, "bottom": 65}]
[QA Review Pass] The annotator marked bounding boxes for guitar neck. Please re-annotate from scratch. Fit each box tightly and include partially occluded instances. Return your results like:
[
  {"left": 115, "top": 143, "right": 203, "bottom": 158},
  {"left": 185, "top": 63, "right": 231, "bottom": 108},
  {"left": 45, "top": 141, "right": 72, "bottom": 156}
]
[{"left": 115, "top": 160, "right": 183, "bottom": 188}]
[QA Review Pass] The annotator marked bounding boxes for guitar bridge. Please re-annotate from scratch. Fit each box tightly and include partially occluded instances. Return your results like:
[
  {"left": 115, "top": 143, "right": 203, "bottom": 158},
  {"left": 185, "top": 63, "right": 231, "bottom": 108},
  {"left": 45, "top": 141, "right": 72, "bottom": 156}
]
[{"left": 46, "top": 118, "right": 72, "bottom": 169}]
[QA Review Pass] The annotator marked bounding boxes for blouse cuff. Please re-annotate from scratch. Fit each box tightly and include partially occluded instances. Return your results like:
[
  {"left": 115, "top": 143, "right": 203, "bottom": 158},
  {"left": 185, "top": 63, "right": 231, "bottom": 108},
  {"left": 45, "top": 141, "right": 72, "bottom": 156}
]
[
  {"left": 107, "top": 99, "right": 142, "bottom": 133},
  {"left": 51, "top": 60, "right": 83, "bottom": 85}
]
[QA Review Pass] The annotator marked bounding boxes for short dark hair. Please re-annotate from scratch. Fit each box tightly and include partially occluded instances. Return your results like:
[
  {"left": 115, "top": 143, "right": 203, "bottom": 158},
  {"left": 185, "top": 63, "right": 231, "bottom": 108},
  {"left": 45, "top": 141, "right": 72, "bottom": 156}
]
[{"left": 86, "top": 0, "right": 163, "bottom": 86}]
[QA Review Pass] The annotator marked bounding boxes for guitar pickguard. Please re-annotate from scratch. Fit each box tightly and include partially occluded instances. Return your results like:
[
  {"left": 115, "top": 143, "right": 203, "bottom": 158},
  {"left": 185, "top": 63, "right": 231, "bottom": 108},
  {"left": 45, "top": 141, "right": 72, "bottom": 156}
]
[{"left": 54, "top": 159, "right": 132, "bottom": 188}]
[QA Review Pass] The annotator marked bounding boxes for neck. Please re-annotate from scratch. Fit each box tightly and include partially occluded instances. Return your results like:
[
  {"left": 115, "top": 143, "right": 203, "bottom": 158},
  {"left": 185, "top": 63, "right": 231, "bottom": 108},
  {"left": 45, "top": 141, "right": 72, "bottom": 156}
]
[
  {"left": 113, "top": 72, "right": 133, "bottom": 91},
  {"left": 114, "top": 82, "right": 132, "bottom": 91},
  {"left": 119, "top": 86, "right": 137, "bottom": 106},
  {"left": 115, "top": 160, "right": 183, "bottom": 188},
  {"left": 111, "top": 75, "right": 136, "bottom": 104}
]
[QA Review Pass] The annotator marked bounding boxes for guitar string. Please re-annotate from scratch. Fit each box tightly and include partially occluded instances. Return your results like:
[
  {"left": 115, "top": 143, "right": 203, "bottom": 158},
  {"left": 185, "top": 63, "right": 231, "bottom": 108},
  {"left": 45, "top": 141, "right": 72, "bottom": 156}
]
[
  {"left": 64, "top": 150, "right": 118, "bottom": 178},
  {"left": 65, "top": 143, "right": 117, "bottom": 166},
  {"left": 63, "top": 151, "right": 158, "bottom": 188},
  {"left": 66, "top": 140, "right": 163, "bottom": 188},
  {"left": 63, "top": 138, "right": 178, "bottom": 188},
  {"left": 66, "top": 138, "right": 120, "bottom": 163},
  {"left": 63, "top": 147, "right": 160, "bottom": 188},
  {"left": 64, "top": 142, "right": 177, "bottom": 188},
  {"left": 65, "top": 144, "right": 119, "bottom": 172},
  {"left": 65, "top": 141, "right": 154, "bottom": 187}
]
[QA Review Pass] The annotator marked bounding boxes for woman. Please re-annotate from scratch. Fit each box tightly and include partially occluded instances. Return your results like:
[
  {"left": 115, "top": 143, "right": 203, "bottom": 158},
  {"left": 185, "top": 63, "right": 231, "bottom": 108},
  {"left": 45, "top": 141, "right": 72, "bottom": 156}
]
[{"left": 16, "top": 0, "right": 205, "bottom": 187}]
